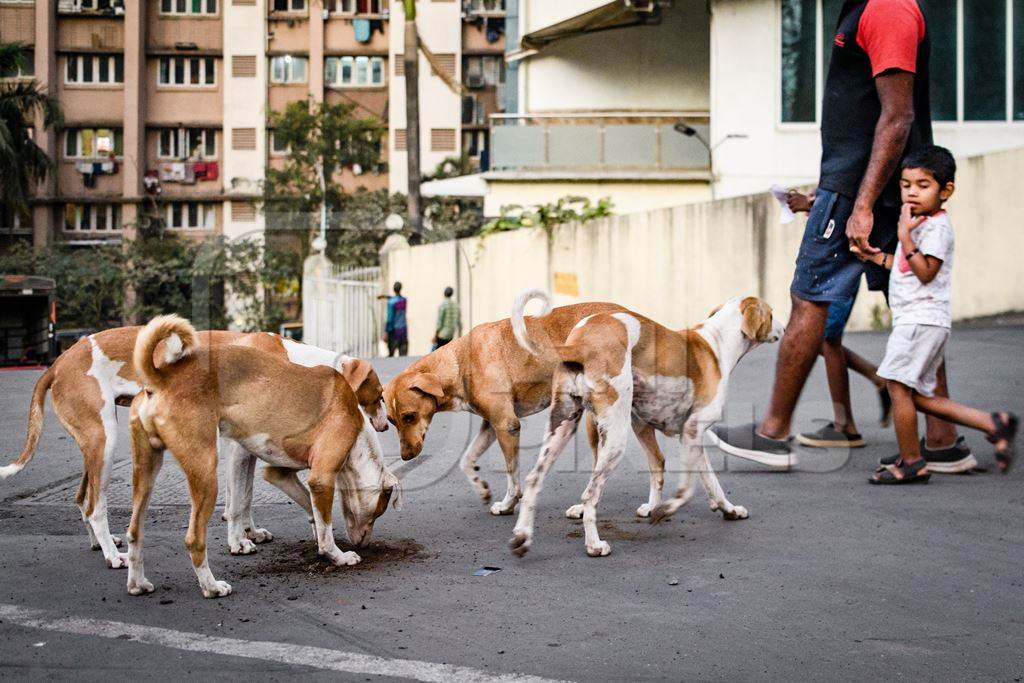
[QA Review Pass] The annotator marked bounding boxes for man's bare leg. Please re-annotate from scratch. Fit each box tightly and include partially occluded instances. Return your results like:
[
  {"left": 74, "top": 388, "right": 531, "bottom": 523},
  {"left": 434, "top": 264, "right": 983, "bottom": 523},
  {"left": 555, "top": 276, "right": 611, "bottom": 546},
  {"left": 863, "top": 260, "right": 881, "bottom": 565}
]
[
  {"left": 759, "top": 294, "right": 830, "bottom": 439},
  {"left": 843, "top": 346, "right": 884, "bottom": 387}
]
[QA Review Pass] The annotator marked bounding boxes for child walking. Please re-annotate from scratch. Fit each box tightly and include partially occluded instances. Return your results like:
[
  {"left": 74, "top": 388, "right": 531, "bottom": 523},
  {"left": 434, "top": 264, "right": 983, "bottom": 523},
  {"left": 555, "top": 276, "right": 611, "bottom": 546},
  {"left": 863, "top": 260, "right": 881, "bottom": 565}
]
[{"left": 855, "top": 146, "right": 1017, "bottom": 484}]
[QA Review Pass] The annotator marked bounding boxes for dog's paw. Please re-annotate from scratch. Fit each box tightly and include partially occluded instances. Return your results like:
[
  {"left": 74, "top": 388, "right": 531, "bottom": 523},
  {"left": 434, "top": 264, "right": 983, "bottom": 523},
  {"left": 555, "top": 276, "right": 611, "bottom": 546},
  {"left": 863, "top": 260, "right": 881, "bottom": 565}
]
[
  {"left": 472, "top": 478, "right": 492, "bottom": 503},
  {"left": 127, "top": 577, "right": 154, "bottom": 596},
  {"left": 112, "top": 535, "right": 124, "bottom": 548},
  {"left": 721, "top": 505, "right": 748, "bottom": 521},
  {"left": 636, "top": 503, "right": 654, "bottom": 518},
  {"left": 648, "top": 504, "right": 672, "bottom": 525},
  {"left": 106, "top": 552, "right": 129, "bottom": 570},
  {"left": 564, "top": 504, "right": 584, "bottom": 520},
  {"left": 329, "top": 550, "right": 361, "bottom": 567},
  {"left": 508, "top": 530, "right": 531, "bottom": 557},
  {"left": 586, "top": 540, "right": 611, "bottom": 557},
  {"left": 229, "top": 538, "right": 258, "bottom": 555},
  {"left": 246, "top": 527, "right": 274, "bottom": 544},
  {"left": 489, "top": 500, "right": 517, "bottom": 516},
  {"left": 201, "top": 580, "right": 233, "bottom": 599}
]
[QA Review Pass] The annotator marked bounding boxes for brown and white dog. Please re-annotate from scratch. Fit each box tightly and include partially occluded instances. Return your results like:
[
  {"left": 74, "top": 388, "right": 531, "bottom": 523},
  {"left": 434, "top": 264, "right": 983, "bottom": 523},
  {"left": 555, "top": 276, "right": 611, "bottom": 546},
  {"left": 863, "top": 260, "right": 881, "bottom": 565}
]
[
  {"left": 383, "top": 294, "right": 627, "bottom": 515},
  {"left": 126, "top": 315, "right": 400, "bottom": 598},
  {"left": 0, "top": 326, "right": 387, "bottom": 569},
  {"left": 508, "top": 293, "right": 784, "bottom": 558}
]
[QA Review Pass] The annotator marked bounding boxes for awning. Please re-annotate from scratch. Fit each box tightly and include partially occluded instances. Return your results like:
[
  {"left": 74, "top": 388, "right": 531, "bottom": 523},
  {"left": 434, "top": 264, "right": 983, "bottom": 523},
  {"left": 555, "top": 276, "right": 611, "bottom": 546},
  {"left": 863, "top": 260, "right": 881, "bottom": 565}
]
[
  {"left": 512, "top": 0, "right": 648, "bottom": 58},
  {"left": 420, "top": 174, "right": 488, "bottom": 198}
]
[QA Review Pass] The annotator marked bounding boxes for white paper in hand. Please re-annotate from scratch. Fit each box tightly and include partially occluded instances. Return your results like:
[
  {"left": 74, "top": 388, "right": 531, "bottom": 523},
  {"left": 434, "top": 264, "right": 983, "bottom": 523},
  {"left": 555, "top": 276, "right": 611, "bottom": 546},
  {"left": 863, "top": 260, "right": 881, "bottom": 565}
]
[{"left": 771, "top": 184, "right": 797, "bottom": 225}]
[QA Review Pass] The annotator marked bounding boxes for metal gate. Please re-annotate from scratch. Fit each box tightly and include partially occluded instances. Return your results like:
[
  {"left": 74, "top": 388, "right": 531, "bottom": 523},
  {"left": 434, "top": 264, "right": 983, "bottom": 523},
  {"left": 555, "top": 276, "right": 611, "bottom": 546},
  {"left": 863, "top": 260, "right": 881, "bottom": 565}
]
[{"left": 303, "top": 254, "right": 382, "bottom": 359}]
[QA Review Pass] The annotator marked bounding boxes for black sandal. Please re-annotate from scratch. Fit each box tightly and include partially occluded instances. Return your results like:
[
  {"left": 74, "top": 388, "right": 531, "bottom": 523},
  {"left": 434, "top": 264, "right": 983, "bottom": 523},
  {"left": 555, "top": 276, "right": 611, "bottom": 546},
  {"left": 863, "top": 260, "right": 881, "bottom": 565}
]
[
  {"left": 870, "top": 457, "right": 931, "bottom": 485},
  {"left": 987, "top": 412, "right": 1018, "bottom": 474}
]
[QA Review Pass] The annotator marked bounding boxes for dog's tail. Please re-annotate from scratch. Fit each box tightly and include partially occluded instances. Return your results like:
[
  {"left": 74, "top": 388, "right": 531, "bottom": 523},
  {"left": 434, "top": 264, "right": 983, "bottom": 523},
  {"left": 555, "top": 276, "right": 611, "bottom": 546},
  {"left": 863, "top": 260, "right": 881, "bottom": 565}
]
[
  {"left": 133, "top": 314, "right": 199, "bottom": 388},
  {"left": 511, "top": 289, "right": 553, "bottom": 356},
  {"left": 0, "top": 364, "right": 56, "bottom": 480}
]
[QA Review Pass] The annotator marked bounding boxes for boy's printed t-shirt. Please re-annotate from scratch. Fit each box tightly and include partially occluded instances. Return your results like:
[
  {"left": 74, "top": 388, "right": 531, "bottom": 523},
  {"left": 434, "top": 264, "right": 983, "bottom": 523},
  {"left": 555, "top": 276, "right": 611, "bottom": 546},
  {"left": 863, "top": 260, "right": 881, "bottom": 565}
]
[{"left": 888, "top": 211, "right": 954, "bottom": 328}]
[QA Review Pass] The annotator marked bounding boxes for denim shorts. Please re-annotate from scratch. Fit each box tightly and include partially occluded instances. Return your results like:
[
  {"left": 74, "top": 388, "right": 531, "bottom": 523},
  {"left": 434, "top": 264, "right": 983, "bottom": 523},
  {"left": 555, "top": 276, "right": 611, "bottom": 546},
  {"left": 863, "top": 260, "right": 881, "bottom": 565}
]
[
  {"left": 790, "top": 189, "right": 864, "bottom": 303},
  {"left": 824, "top": 295, "right": 857, "bottom": 341}
]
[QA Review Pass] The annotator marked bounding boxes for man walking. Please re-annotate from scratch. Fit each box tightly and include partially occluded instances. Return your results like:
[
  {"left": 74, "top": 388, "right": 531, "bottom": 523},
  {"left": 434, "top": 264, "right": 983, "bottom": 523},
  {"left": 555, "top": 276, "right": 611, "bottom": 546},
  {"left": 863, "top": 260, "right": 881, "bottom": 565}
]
[
  {"left": 432, "top": 286, "right": 461, "bottom": 351},
  {"left": 710, "top": 0, "right": 971, "bottom": 471},
  {"left": 384, "top": 281, "right": 408, "bottom": 357}
]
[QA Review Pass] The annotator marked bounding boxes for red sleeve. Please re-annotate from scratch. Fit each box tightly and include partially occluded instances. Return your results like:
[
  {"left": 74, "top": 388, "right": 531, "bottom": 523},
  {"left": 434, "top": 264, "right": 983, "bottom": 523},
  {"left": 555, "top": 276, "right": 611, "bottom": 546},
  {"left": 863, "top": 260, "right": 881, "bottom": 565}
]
[{"left": 857, "top": 0, "right": 925, "bottom": 77}]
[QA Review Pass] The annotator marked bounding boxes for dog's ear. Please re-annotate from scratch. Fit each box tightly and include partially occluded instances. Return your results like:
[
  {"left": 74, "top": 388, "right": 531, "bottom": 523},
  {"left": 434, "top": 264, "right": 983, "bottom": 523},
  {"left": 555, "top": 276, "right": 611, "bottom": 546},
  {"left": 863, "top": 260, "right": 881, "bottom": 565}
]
[
  {"left": 341, "top": 358, "right": 374, "bottom": 393},
  {"left": 409, "top": 372, "right": 445, "bottom": 400},
  {"left": 740, "top": 297, "right": 774, "bottom": 341}
]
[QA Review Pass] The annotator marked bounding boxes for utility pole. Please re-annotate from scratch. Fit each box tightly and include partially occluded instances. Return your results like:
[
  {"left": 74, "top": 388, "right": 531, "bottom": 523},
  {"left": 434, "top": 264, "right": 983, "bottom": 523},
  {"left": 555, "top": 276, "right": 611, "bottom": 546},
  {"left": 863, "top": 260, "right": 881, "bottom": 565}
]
[{"left": 403, "top": 0, "right": 423, "bottom": 239}]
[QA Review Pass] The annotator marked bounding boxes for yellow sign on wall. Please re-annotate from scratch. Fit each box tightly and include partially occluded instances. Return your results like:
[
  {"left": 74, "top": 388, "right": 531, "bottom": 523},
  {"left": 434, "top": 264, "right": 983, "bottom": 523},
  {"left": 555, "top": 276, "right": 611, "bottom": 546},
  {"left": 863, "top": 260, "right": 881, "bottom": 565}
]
[{"left": 553, "top": 271, "right": 579, "bottom": 297}]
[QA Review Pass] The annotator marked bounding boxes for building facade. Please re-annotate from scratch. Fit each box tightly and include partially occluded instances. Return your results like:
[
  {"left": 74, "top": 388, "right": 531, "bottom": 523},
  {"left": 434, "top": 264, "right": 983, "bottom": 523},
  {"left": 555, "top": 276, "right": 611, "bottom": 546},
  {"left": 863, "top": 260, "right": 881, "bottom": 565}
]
[
  {"left": 0, "top": 0, "right": 506, "bottom": 249},
  {"left": 486, "top": 0, "right": 1024, "bottom": 215}
]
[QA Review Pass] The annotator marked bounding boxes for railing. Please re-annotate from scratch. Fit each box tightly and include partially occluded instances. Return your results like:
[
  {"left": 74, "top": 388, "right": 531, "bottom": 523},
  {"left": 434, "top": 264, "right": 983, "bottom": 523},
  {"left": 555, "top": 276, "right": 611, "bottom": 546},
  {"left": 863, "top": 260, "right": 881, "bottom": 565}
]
[{"left": 488, "top": 111, "right": 711, "bottom": 175}]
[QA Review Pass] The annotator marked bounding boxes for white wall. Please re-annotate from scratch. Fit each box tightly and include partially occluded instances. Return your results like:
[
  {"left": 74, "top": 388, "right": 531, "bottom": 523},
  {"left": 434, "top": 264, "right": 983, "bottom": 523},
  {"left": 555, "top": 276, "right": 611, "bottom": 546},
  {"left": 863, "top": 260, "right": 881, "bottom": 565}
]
[
  {"left": 521, "top": 0, "right": 710, "bottom": 113},
  {"left": 483, "top": 179, "right": 711, "bottom": 217},
  {"left": 388, "top": 1, "right": 463, "bottom": 194}
]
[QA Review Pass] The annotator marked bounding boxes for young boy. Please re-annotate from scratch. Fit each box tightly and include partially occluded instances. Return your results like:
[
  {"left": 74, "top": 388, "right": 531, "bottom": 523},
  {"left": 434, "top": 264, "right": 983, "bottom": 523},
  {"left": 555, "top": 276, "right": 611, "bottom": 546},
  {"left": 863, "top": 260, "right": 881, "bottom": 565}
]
[{"left": 855, "top": 146, "right": 1017, "bottom": 484}]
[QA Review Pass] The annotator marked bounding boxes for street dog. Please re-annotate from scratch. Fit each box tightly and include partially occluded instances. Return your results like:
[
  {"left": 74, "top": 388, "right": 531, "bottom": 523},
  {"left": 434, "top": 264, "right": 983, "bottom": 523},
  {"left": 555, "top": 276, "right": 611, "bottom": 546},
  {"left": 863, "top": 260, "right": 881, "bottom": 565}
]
[
  {"left": 508, "top": 294, "right": 784, "bottom": 558},
  {"left": 125, "top": 315, "right": 400, "bottom": 598},
  {"left": 0, "top": 326, "right": 386, "bottom": 569},
  {"left": 384, "top": 293, "right": 627, "bottom": 515}
]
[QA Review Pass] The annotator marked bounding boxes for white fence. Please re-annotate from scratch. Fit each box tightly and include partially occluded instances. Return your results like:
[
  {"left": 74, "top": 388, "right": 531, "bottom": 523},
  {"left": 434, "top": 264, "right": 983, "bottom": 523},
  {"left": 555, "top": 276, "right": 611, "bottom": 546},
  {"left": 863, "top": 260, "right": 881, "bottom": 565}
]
[{"left": 302, "top": 254, "right": 382, "bottom": 359}]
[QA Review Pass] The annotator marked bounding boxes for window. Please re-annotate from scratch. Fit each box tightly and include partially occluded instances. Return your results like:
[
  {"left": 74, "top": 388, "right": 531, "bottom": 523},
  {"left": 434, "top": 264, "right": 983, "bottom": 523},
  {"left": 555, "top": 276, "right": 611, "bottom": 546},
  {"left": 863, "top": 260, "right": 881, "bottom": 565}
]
[
  {"left": 160, "top": 0, "right": 218, "bottom": 15},
  {"left": 65, "top": 54, "right": 123, "bottom": 85},
  {"left": 781, "top": 0, "right": 1024, "bottom": 124},
  {"left": 0, "top": 49, "right": 33, "bottom": 79},
  {"left": 465, "top": 0, "right": 504, "bottom": 12},
  {"left": 325, "top": 56, "right": 385, "bottom": 87},
  {"left": 462, "top": 55, "right": 503, "bottom": 87},
  {"left": 166, "top": 202, "right": 216, "bottom": 230},
  {"left": 462, "top": 130, "right": 486, "bottom": 158},
  {"left": 158, "top": 57, "right": 216, "bottom": 86},
  {"left": 271, "top": 55, "right": 308, "bottom": 83},
  {"left": 270, "top": 131, "right": 290, "bottom": 154},
  {"left": 65, "top": 128, "right": 123, "bottom": 158},
  {"left": 158, "top": 128, "right": 217, "bottom": 159},
  {"left": 329, "top": 0, "right": 385, "bottom": 12},
  {"left": 271, "top": 0, "right": 306, "bottom": 11},
  {"left": 72, "top": 0, "right": 126, "bottom": 11},
  {"left": 64, "top": 204, "right": 122, "bottom": 232}
]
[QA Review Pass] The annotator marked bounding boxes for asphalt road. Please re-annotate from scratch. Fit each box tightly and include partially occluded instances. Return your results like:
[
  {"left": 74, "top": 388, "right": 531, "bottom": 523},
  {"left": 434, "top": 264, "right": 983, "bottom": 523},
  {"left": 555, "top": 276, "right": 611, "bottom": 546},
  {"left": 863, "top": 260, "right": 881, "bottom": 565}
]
[{"left": 1, "top": 324, "right": 1023, "bottom": 680}]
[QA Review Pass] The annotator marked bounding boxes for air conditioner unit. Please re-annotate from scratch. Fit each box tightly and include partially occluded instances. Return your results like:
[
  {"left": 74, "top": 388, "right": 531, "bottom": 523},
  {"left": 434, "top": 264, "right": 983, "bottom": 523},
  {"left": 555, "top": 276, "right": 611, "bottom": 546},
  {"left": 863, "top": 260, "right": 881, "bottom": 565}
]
[{"left": 466, "top": 74, "right": 485, "bottom": 89}]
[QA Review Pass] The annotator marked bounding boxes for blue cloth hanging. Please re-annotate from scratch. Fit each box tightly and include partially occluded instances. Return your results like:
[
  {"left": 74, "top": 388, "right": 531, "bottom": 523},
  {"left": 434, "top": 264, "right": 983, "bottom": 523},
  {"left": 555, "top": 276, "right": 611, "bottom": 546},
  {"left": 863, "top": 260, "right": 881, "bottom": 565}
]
[{"left": 353, "top": 18, "right": 371, "bottom": 43}]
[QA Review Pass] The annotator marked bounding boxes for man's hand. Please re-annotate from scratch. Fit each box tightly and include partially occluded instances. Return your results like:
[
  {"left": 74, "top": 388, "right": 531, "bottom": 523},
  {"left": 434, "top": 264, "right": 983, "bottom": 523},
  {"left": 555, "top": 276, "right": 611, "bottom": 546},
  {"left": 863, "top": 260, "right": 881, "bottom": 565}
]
[
  {"left": 846, "top": 205, "right": 880, "bottom": 256},
  {"left": 897, "top": 202, "right": 926, "bottom": 240},
  {"left": 786, "top": 189, "right": 815, "bottom": 213},
  {"left": 849, "top": 243, "right": 886, "bottom": 266}
]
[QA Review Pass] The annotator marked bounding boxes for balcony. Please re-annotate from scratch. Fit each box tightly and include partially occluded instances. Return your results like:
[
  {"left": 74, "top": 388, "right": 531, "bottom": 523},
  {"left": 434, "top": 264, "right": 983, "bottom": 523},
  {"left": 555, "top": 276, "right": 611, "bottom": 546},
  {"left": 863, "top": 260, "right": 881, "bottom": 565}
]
[{"left": 488, "top": 112, "right": 711, "bottom": 180}]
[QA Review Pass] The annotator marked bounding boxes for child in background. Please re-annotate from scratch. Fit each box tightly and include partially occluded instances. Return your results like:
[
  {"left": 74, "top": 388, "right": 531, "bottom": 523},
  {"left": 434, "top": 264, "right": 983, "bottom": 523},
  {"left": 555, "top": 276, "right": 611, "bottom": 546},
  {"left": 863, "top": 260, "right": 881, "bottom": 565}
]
[{"left": 854, "top": 146, "right": 1017, "bottom": 484}]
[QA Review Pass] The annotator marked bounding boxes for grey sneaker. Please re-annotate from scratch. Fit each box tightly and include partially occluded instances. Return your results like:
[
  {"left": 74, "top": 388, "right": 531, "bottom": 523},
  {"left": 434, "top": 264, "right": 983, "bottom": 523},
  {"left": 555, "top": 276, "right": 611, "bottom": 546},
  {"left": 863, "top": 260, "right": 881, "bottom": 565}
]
[
  {"left": 707, "top": 423, "right": 796, "bottom": 469},
  {"left": 796, "top": 422, "right": 865, "bottom": 449},
  {"left": 878, "top": 436, "right": 977, "bottom": 474}
]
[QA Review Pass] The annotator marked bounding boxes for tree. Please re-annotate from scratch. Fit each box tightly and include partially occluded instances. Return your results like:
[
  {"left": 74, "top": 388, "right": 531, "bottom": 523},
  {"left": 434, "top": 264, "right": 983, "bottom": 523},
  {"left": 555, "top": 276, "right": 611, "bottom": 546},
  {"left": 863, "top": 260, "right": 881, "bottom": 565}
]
[
  {"left": 263, "top": 98, "right": 384, "bottom": 240},
  {"left": 402, "top": 0, "right": 423, "bottom": 238},
  {"left": 0, "top": 42, "right": 62, "bottom": 212}
]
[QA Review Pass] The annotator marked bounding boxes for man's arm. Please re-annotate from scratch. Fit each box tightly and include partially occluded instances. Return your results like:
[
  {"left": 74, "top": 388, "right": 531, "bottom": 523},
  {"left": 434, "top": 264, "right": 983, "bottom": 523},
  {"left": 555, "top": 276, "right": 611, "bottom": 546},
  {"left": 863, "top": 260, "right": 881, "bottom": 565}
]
[{"left": 845, "top": 70, "right": 916, "bottom": 255}]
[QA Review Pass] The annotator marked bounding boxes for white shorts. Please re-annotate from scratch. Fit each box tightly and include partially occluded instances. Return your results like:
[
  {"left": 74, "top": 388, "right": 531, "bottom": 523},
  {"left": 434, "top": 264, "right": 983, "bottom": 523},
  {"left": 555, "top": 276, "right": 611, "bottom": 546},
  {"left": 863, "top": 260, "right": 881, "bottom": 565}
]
[{"left": 876, "top": 324, "right": 950, "bottom": 397}]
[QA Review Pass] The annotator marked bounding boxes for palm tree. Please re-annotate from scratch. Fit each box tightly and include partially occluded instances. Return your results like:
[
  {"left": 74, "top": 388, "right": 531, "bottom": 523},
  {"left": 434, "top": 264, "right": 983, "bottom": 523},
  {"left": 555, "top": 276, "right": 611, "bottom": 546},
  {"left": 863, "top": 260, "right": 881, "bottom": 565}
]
[{"left": 0, "top": 41, "right": 62, "bottom": 211}]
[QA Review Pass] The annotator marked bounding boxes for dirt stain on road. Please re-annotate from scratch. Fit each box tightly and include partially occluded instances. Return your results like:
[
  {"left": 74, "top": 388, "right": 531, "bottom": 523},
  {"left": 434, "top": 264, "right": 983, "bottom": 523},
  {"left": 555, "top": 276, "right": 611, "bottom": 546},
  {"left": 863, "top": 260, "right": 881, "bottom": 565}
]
[{"left": 241, "top": 538, "right": 433, "bottom": 576}]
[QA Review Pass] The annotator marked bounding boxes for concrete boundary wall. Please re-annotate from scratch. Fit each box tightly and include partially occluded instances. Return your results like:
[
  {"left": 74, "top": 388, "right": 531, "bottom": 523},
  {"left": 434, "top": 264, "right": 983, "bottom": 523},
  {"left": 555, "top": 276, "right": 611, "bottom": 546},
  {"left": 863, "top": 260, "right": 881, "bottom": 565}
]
[{"left": 383, "top": 147, "right": 1024, "bottom": 356}]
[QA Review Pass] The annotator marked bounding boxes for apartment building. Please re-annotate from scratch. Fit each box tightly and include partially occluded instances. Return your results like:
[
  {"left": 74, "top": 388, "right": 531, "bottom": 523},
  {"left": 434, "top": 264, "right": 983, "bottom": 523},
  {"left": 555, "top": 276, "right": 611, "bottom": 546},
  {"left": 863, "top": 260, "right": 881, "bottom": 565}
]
[
  {"left": 0, "top": 0, "right": 506, "bottom": 249},
  {"left": 485, "top": 0, "right": 1024, "bottom": 215}
]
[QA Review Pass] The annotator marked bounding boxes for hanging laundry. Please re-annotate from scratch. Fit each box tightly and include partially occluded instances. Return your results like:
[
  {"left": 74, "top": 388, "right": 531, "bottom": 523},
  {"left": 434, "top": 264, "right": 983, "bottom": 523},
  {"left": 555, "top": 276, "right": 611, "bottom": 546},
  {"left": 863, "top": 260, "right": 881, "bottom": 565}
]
[
  {"left": 485, "top": 17, "right": 504, "bottom": 43},
  {"left": 182, "top": 163, "right": 196, "bottom": 184},
  {"left": 158, "top": 162, "right": 176, "bottom": 181},
  {"left": 203, "top": 161, "right": 219, "bottom": 181},
  {"left": 82, "top": 172, "right": 96, "bottom": 188},
  {"left": 170, "top": 162, "right": 187, "bottom": 181},
  {"left": 100, "top": 161, "right": 115, "bottom": 173},
  {"left": 193, "top": 161, "right": 207, "bottom": 180},
  {"left": 353, "top": 18, "right": 371, "bottom": 43},
  {"left": 369, "top": 18, "right": 384, "bottom": 35}
]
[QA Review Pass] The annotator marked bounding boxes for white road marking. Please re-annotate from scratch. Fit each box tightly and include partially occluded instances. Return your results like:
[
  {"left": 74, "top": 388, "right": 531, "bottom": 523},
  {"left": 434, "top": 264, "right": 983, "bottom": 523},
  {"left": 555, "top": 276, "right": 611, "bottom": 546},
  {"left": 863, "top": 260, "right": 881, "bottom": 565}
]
[{"left": 0, "top": 603, "right": 565, "bottom": 683}]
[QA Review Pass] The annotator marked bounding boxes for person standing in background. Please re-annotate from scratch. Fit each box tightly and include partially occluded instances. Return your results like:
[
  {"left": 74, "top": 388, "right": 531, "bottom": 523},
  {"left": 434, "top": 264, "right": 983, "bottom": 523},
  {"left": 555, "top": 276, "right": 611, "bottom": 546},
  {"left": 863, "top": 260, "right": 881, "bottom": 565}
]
[
  {"left": 433, "top": 287, "right": 461, "bottom": 351},
  {"left": 384, "top": 281, "right": 408, "bottom": 357}
]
